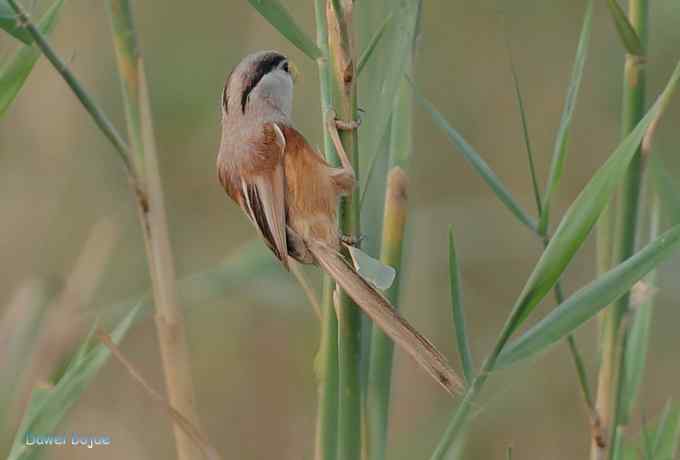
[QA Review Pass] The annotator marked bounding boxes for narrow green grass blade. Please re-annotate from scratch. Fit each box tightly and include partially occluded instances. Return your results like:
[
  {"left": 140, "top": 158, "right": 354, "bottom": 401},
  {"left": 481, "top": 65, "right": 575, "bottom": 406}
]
[
  {"left": 0, "top": 0, "right": 64, "bottom": 117},
  {"left": 412, "top": 81, "right": 538, "bottom": 233},
  {"left": 496, "top": 224, "right": 680, "bottom": 368},
  {"left": 505, "top": 29, "right": 542, "bottom": 215},
  {"left": 620, "top": 185, "right": 660, "bottom": 421},
  {"left": 539, "top": 0, "right": 593, "bottom": 234},
  {"left": 622, "top": 403, "right": 680, "bottom": 460},
  {"left": 8, "top": 302, "right": 142, "bottom": 460},
  {"left": 430, "top": 62, "right": 680, "bottom": 460},
  {"left": 496, "top": 61, "right": 680, "bottom": 342},
  {"left": 566, "top": 334, "right": 594, "bottom": 409},
  {"left": 606, "top": 0, "right": 644, "bottom": 56},
  {"left": 642, "top": 419, "right": 655, "bottom": 460},
  {"left": 247, "top": 0, "right": 322, "bottom": 59},
  {"left": 0, "top": 0, "right": 32, "bottom": 44},
  {"left": 356, "top": 13, "right": 392, "bottom": 77},
  {"left": 651, "top": 403, "right": 680, "bottom": 459},
  {"left": 363, "top": 0, "right": 420, "bottom": 161},
  {"left": 359, "top": 113, "right": 391, "bottom": 209},
  {"left": 448, "top": 226, "right": 474, "bottom": 385}
]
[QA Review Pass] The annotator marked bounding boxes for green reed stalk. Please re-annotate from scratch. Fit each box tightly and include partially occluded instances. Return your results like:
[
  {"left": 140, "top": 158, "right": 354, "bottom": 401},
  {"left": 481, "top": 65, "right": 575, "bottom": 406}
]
[
  {"left": 6, "top": 2, "right": 202, "bottom": 458},
  {"left": 107, "top": 3, "right": 202, "bottom": 460},
  {"left": 313, "top": 1, "right": 361, "bottom": 459},
  {"left": 366, "top": 75, "right": 413, "bottom": 460},
  {"left": 593, "top": 1, "right": 648, "bottom": 459},
  {"left": 312, "top": 3, "right": 339, "bottom": 460},
  {"left": 326, "top": 2, "right": 362, "bottom": 460},
  {"left": 5, "top": 0, "right": 134, "bottom": 179}
]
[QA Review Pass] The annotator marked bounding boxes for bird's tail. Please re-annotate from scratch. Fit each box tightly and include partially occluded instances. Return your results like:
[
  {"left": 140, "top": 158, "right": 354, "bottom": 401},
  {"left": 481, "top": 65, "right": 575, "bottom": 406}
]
[{"left": 308, "top": 241, "right": 463, "bottom": 396}]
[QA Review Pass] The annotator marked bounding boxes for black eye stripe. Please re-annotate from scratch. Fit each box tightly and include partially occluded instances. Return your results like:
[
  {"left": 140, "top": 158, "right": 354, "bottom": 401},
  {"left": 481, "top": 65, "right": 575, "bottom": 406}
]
[{"left": 240, "top": 54, "right": 286, "bottom": 113}]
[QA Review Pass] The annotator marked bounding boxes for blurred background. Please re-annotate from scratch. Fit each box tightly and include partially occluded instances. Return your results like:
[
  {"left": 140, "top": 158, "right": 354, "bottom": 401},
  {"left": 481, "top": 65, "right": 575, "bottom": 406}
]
[{"left": 2, "top": 0, "right": 680, "bottom": 458}]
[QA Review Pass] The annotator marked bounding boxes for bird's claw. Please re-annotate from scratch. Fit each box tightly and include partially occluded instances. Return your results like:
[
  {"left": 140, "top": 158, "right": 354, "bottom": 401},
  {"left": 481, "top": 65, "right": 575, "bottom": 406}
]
[
  {"left": 334, "top": 116, "right": 361, "bottom": 130},
  {"left": 327, "top": 108, "right": 362, "bottom": 131}
]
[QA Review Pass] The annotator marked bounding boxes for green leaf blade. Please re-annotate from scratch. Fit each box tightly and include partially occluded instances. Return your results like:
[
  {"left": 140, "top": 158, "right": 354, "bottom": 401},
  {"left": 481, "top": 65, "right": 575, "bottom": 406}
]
[
  {"left": 356, "top": 13, "right": 392, "bottom": 77},
  {"left": 498, "top": 60, "right": 680, "bottom": 343},
  {"left": 8, "top": 302, "right": 142, "bottom": 460},
  {"left": 247, "top": 0, "right": 322, "bottom": 60},
  {"left": 0, "top": 0, "right": 32, "bottom": 44},
  {"left": 497, "top": 224, "right": 680, "bottom": 368},
  {"left": 539, "top": 0, "right": 593, "bottom": 234},
  {"left": 505, "top": 32, "right": 542, "bottom": 216},
  {"left": 448, "top": 226, "right": 474, "bottom": 385},
  {"left": 412, "top": 82, "right": 538, "bottom": 233},
  {"left": 623, "top": 403, "right": 680, "bottom": 460},
  {"left": 0, "top": 0, "right": 65, "bottom": 117},
  {"left": 606, "top": 0, "right": 644, "bottom": 56}
]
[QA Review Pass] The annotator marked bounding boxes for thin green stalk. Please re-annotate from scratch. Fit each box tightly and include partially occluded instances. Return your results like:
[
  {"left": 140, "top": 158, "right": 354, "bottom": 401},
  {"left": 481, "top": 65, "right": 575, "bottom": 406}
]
[
  {"left": 619, "top": 175, "right": 659, "bottom": 419},
  {"left": 448, "top": 226, "right": 474, "bottom": 386},
  {"left": 366, "top": 164, "right": 407, "bottom": 460},
  {"left": 430, "top": 314, "right": 514, "bottom": 460},
  {"left": 314, "top": 278, "right": 340, "bottom": 460},
  {"left": 366, "top": 76, "right": 414, "bottom": 460},
  {"left": 365, "top": 5, "right": 422, "bottom": 458},
  {"left": 3, "top": 8, "right": 201, "bottom": 458},
  {"left": 6, "top": 0, "right": 135, "bottom": 181},
  {"left": 593, "top": 2, "right": 648, "bottom": 459},
  {"left": 107, "top": 2, "right": 201, "bottom": 460},
  {"left": 504, "top": 26, "right": 594, "bottom": 416},
  {"left": 503, "top": 16, "right": 541, "bottom": 216},
  {"left": 554, "top": 284, "right": 594, "bottom": 410},
  {"left": 326, "top": 2, "right": 362, "bottom": 459},
  {"left": 545, "top": 250, "right": 594, "bottom": 417},
  {"left": 313, "top": 1, "right": 339, "bottom": 459}
]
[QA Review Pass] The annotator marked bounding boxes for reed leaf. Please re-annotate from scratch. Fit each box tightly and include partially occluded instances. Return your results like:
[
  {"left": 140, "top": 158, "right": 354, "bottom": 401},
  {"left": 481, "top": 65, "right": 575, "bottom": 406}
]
[
  {"left": 247, "top": 0, "right": 322, "bottom": 59},
  {"left": 497, "top": 60, "right": 680, "bottom": 340},
  {"left": 496, "top": 223, "right": 680, "bottom": 368},
  {"left": 357, "top": 13, "right": 392, "bottom": 77},
  {"left": 7, "top": 302, "right": 141, "bottom": 460},
  {"left": 448, "top": 226, "right": 474, "bottom": 384},
  {"left": 622, "top": 402, "right": 680, "bottom": 460},
  {"left": 539, "top": 0, "right": 592, "bottom": 234},
  {"left": 0, "top": 0, "right": 32, "bottom": 43},
  {"left": 606, "top": 0, "right": 644, "bottom": 56},
  {"left": 412, "top": 82, "right": 538, "bottom": 233},
  {"left": 0, "top": 0, "right": 64, "bottom": 117}
]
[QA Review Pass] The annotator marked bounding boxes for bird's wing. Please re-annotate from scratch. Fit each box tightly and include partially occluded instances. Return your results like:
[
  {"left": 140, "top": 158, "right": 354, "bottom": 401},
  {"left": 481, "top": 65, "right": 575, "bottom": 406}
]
[{"left": 221, "top": 122, "right": 290, "bottom": 268}]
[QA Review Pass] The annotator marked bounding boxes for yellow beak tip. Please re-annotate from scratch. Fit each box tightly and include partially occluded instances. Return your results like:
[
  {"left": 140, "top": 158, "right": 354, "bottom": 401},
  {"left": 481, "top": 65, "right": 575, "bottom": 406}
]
[{"left": 289, "top": 61, "right": 301, "bottom": 83}]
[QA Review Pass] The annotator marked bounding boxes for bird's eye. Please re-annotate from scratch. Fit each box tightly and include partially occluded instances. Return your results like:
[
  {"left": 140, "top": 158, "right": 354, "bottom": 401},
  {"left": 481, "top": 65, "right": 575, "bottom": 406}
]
[{"left": 282, "top": 62, "right": 290, "bottom": 73}]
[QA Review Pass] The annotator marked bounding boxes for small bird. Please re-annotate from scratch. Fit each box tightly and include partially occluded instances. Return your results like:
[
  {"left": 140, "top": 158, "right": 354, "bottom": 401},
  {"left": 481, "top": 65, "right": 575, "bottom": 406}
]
[{"left": 217, "top": 50, "right": 462, "bottom": 395}]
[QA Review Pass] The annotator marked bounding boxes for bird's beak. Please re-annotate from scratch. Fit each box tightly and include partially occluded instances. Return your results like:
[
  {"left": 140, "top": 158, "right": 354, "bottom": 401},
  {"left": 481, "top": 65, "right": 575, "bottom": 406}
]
[{"left": 288, "top": 61, "right": 300, "bottom": 83}]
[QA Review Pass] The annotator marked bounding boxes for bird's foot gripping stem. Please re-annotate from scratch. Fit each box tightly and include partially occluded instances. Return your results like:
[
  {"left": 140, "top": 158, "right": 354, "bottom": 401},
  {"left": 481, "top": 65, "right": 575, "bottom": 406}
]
[
  {"left": 334, "top": 115, "right": 361, "bottom": 131},
  {"left": 326, "top": 109, "right": 360, "bottom": 172}
]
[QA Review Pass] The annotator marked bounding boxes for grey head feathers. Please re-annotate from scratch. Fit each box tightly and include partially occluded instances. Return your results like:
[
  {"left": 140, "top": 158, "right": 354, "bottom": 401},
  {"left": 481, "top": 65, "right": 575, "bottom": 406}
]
[{"left": 222, "top": 50, "right": 293, "bottom": 117}]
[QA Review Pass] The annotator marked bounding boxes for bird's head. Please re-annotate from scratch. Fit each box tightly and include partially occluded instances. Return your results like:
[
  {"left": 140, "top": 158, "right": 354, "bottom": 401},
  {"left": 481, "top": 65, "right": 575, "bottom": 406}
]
[{"left": 222, "top": 50, "right": 296, "bottom": 118}]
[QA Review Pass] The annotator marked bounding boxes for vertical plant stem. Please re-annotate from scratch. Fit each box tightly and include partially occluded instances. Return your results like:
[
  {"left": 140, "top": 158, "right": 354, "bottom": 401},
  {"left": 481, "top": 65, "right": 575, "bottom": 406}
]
[
  {"left": 505, "top": 21, "right": 596, "bottom": 425},
  {"left": 107, "top": 3, "right": 201, "bottom": 460},
  {"left": 593, "top": 2, "right": 648, "bottom": 459},
  {"left": 314, "top": 277, "right": 340, "bottom": 460},
  {"left": 313, "top": 1, "right": 340, "bottom": 459},
  {"left": 5, "top": 4, "right": 201, "bottom": 457},
  {"left": 326, "top": 2, "right": 362, "bottom": 460},
  {"left": 366, "top": 77, "right": 413, "bottom": 460}
]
